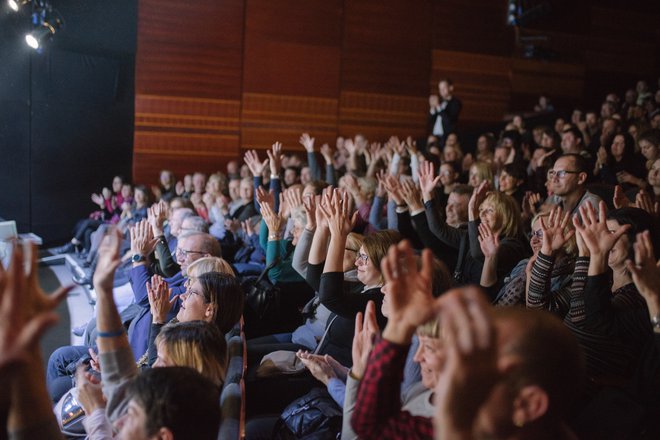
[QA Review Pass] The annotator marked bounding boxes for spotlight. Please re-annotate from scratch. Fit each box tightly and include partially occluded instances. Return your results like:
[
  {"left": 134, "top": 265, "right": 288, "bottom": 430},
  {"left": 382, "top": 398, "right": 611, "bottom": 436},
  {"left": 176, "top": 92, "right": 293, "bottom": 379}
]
[
  {"left": 25, "top": 18, "right": 61, "bottom": 49},
  {"left": 8, "top": 0, "right": 30, "bottom": 12}
]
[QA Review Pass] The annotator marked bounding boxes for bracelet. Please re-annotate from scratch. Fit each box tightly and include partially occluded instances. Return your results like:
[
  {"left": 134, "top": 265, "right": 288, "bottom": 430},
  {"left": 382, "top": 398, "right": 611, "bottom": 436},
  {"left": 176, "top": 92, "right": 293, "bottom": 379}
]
[
  {"left": 97, "top": 328, "right": 125, "bottom": 338},
  {"left": 268, "top": 233, "right": 281, "bottom": 241}
]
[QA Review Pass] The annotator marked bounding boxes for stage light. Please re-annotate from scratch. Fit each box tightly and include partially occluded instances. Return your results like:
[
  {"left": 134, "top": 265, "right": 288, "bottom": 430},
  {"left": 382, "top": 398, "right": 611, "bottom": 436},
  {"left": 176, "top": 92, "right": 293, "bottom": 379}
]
[
  {"left": 25, "top": 18, "right": 60, "bottom": 49},
  {"left": 8, "top": 0, "right": 30, "bottom": 12}
]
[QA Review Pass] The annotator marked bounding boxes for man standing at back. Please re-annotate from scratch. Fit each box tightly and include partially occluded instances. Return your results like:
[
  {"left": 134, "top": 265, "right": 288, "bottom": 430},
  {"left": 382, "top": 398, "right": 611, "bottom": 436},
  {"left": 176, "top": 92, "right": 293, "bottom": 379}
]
[{"left": 428, "top": 78, "right": 462, "bottom": 147}]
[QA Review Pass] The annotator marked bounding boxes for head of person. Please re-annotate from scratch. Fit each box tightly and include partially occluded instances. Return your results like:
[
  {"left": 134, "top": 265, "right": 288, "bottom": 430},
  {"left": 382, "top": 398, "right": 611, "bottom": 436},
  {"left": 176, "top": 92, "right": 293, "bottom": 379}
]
[
  {"left": 153, "top": 321, "right": 227, "bottom": 387},
  {"left": 477, "top": 133, "right": 497, "bottom": 154},
  {"left": 548, "top": 154, "right": 589, "bottom": 197},
  {"left": 206, "top": 173, "right": 225, "bottom": 196},
  {"left": 608, "top": 132, "right": 636, "bottom": 163},
  {"left": 343, "top": 232, "right": 364, "bottom": 273},
  {"left": 192, "top": 172, "right": 207, "bottom": 194},
  {"left": 585, "top": 111, "right": 598, "bottom": 129},
  {"left": 472, "top": 306, "right": 585, "bottom": 438},
  {"left": 478, "top": 192, "right": 521, "bottom": 238},
  {"left": 180, "top": 216, "right": 209, "bottom": 234},
  {"left": 300, "top": 166, "right": 312, "bottom": 186},
  {"left": 160, "top": 170, "right": 174, "bottom": 188},
  {"left": 228, "top": 178, "right": 241, "bottom": 202},
  {"left": 116, "top": 367, "right": 220, "bottom": 440},
  {"left": 540, "top": 127, "right": 559, "bottom": 150},
  {"left": 439, "top": 162, "right": 460, "bottom": 187},
  {"left": 443, "top": 145, "right": 463, "bottom": 164},
  {"left": 134, "top": 185, "right": 151, "bottom": 207},
  {"left": 498, "top": 164, "right": 526, "bottom": 195},
  {"left": 186, "top": 256, "right": 235, "bottom": 279},
  {"left": 355, "top": 230, "right": 402, "bottom": 287},
  {"left": 175, "top": 231, "right": 221, "bottom": 274},
  {"left": 605, "top": 207, "right": 659, "bottom": 271},
  {"left": 648, "top": 158, "right": 660, "bottom": 188},
  {"left": 112, "top": 175, "right": 124, "bottom": 194},
  {"left": 290, "top": 207, "right": 307, "bottom": 246},
  {"left": 560, "top": 126, "right": 584, "bottom": 154},
  {"left": 638, "top": 129, "right": 660, "bottom": 162},
  {"left": 303, "top": 180, "right": 329, "bottom": 198},
  {"left": 120, "top": 183, "right": 133, "bottom": 200},
  {"left": 169, "top": 197, "right": 194, "bottom": 212},
  {"left": 446, "top": 185, "right": 472, "bottom": 227},
  {"left": 169, "top": 208, "right": 194, "bottom": 237},
  {"left": 226, "top": 160, "right": 239, "bottom": 176},
  {"left": 469, "top": 162, "right": 494, "bottom": 188},
  {"left": 601, "top": 101, "right": 615, "bottom": 119},
  {"left": 178, "top": 271, "right": 244, "bottom": 334},
  {"left": 554, "top": 117, "right": 566, "bottom": 135},
  {"left": 438, "top": 78, "right": 454, "bottom": 100},
  {"left": 239, "top": 178, "right": 254, "bottom": 201},
  {"left": 284, "top": 167, "right": 301, "bottom": 187},
  {"left": 445, "top": 133, "right": 460, "bottom": 148},
  {"left": 601, "top": 117, "right": 620, "bottom": 141}
]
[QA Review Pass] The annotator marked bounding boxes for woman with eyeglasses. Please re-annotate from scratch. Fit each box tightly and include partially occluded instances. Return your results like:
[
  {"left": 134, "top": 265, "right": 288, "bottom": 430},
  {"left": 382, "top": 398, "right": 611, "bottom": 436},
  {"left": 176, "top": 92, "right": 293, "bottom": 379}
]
[{"left": 481, "top": 207, "right": 577, "bottom": 311}]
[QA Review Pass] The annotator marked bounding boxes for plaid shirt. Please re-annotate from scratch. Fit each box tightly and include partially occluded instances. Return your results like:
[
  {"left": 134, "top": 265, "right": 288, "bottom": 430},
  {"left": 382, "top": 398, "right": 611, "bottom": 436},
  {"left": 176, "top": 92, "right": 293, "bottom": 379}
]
[{"left": 351, "top": 337, "right": 434, "bottom": 440}]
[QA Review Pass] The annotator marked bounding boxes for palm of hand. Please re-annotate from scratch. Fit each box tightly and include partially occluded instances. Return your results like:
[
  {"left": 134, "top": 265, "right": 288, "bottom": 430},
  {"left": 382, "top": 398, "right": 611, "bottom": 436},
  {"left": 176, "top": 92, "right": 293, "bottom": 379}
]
[{"left": 479, "top": 236, "right": 499, "bottom": 258}]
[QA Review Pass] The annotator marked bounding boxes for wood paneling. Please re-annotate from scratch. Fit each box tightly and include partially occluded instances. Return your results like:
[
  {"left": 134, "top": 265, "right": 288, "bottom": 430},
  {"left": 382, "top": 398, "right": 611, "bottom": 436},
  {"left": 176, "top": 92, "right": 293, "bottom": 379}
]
[{"left": 132, "top": 0, "right": 660, "bottom": 184}]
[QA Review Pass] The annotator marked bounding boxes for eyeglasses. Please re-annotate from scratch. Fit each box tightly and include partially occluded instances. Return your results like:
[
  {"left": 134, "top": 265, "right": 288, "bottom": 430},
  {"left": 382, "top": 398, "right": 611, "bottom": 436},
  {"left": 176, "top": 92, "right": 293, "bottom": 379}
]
[
  {"left": 184, "top": 288, "right": 207, "bottom": 302},
  {"left": 176, "top": 248, "right": 206, "bottom": 258},
  {"left": 530, "top": 229, "right": 543, "bottom": 239},
  {"left": 356, "top": 252, "right": 369, "bottom": 262},
  {"left": 547, "top": 169, "right": 580, "bottom": 179}
]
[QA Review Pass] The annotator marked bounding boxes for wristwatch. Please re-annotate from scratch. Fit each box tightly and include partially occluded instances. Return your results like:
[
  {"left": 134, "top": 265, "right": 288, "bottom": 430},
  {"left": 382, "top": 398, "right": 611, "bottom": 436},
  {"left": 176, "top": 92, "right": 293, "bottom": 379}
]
[{"left": 131, "top": 254, "right": 146, "bottom": 263}]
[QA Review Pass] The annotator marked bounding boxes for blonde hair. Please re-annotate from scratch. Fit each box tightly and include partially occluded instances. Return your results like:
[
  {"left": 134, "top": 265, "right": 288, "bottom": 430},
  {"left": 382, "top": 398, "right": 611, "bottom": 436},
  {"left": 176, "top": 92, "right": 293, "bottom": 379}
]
[
  {"left": 362, "top": 230, "right": 402, "bottom": 284},
  {"left": 417, "top": 317, "right": 442, "bottom": 339},
  {"left": 156, "top": 321, "right": 227, "bottom": 386},
  {"left": 358, "top": 177, "right": 377, "bottom": 201},
  {"left": 187, "top": 257, "right": 235, "bottom": 279},
  {"left": 470, "top": 161, "right": 494, "bottom": 186},
  {"left": 482, "top": 192, "right": 521, "bottom": 238},
  {"left": 346, "top": 232, "right": 364, "bottom": 253}
]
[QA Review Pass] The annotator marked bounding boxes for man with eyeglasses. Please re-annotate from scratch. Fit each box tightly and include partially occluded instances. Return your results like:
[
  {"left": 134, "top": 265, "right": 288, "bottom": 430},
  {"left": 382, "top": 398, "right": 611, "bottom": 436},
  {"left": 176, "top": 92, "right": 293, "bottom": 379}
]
[
  {"left": 127, "top": 230, "right": 222, "bottom": 360},
  {"left": 545, "top": 153, "right": 601, "bottom": 217}
]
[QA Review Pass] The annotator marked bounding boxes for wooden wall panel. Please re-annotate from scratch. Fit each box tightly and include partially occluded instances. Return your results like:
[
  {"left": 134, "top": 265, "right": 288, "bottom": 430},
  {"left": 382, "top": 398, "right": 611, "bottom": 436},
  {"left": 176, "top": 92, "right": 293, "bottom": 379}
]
[{"left": 133, "top": 0, "right": 245, "bottom": 183}]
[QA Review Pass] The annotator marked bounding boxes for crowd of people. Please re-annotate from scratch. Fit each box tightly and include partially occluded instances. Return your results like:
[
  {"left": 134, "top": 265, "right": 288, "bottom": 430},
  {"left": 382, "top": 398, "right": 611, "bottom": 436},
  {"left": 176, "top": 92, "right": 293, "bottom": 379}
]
[{"left": 1, "top": 76, "right": 660, "bottom": 440}]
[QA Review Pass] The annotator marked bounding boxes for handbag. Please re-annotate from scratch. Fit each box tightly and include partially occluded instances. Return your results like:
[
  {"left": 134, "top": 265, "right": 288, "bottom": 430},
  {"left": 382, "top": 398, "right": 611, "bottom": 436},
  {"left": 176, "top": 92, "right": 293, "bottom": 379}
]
[
  {"left": 244, "top": 257, "right": 281, "bottom": 321},
  {"left": 273, "top": 388, "right": 342, "bottom": 440}
]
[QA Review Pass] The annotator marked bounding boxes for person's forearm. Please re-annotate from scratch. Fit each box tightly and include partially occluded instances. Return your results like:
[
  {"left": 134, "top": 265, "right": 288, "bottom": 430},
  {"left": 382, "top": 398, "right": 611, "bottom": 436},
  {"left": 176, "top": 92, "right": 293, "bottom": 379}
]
[
  {"left": 480, "top": 256, "right": 497, "bottom": 288},
  {"left": 587, "top": 253, "right": 607, "bottom": 276},
  {"left": 309, "top": 227, "right": 330, "bottom": 265},
  {"left": 96, "top": 284, "right": 129, "bottom": 353},
  {"left": 382, "top": 315, "right": 416, "bottom": 345},
  {"left": 292, "top": 228, "right": 314, "bottom": 277},
  {"left": 323, "top": 233, "right": 347, "bottom": 273},
  {"left": 526, "top": 253, "right": 554, "bottom": 310},
  {"left": 7, "top": 352, "right": 58, "bottom": 437}
]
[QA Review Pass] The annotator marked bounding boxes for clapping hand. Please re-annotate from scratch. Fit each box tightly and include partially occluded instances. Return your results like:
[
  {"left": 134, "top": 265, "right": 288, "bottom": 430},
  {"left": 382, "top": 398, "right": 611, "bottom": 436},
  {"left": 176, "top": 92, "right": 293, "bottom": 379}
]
[
  {"left": 75, "top": 366, "right": 106, "bottom": 415},
  {"left": 299, "top": 133, "right": 315, "bottom": 153},
  {"left": 400, "top": 178, "right": 423, "bottom": 211},
  {"left": 255, "top": 187, "right": 275, "bottom": 212},
  {"left": 613, "top": 185, "right": 631, "bottom": 209},
  {"left": 259, "top": 201, "right": 283, "bottom": 237},
  {"left": 147, "top": 274, "right": 175, "bottom": 324},
  {"left": 267, "top": 142, "right": 284, "bottom": 177},
  {"left": 303, "top": 193, "right": 317, "bottom": 230},
  {"left": 351, "top": 300, "right": 380, "bottom": 379},
  {"left": 418, "top": 160, "right": 441, "bottom": 201},
  {"left": 478, "top": 222, "right": 500, "bottom": 259},
  {"left": 319, "top": 188, "right": 356, "bottom": 238},
  {"left": 468, "top": 181, "right": 490, "bottom": 221},
  {"left": 244, "top": 150, "right": 269, "bottom": 178},
  {"left": 94, "top": 228, "right": 123, "bottom": 293},
  {"left": 148, "top": 200, "right": 169, "bottom": 237},
  {"left": 383, "top": 175, "right": 404, "bottom": 206},
  {"left": 129, "top": 220, "right": 157, "bottom": 259},
  {"left": 626, "top": 231, "right": 660, "bottom": 312}
]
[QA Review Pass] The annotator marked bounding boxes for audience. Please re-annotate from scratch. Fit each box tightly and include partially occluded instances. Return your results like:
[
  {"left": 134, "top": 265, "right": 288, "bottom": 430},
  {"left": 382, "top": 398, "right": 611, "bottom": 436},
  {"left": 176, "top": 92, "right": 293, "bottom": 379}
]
[{"left": 3, "top": 76, "right": 660, "bottom": 440}]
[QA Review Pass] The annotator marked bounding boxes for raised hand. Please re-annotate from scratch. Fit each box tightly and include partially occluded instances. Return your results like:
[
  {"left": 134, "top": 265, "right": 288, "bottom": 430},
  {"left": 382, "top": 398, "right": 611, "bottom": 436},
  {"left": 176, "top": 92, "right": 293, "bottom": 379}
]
[
  {"left": 380, "top": 240, "right": 437, "bottom": 343},
  {"left": 522, "top": 191, "right": 541, "bottom": 219},
  {"left": 626, "top": 231, "right": 660, "bottom": 313},
  {"left": 314, "top": 186, "right": 332, "bottom": 230},
  {"left": 303, "top": 193, "right": 317, "bottom": 230},
  {"left": 375, "top": 169, "right": 387, "bottom": 198},
  {"left": 539, "top": 206, "right": 574, "bottom": 256},
  {"left": 635, "top": 190, "right": 659, "bottom": 216},
  {"left": 573, "top": 201, "right": 629, "bottom": 257},
  {"left": 129, "top": 219, "right": 157, "bottom": 259},
  {"left": 91, "top": 193, "right": 105, "bottom": 208},
  {"left": 383, "top": 174, "right": 404, "bottom": 206},
  {"left": 319, "top": 188, "right": 356, "bottom": 238},
  {"left": 267, "top": 142, "right": 283, "bottom": 177},
  {"left": 299, "top": 133, "right": 315, "bottom": 153},
  {"left": 284, "top": 186, "right": 303, "bottom": 214},
  {"left": 468, "top": 180, "right": 490, "bottom": 221},
  {"left": 260, "top": 201, "right": 283, "bottom": 237},
  {"left": 429, "top": 94, "right": 440, "bottom": 108},
  {"left": 435, "top": 287, "right": 497, "bottom": 436},
  {"left": 400, "top": 178, "right": 423, "bottom": 211},
  {"left": 320, "top": 143, "right": 333, "bottom": 166},
  {"left": 351, "top": 300, "right": 380, "bottom": 379},
  {"left": 242, "top": 219, "right": 255, "bottom": 237},
  {"left": 0, "top": 243, "right": 67, "bottom": 370},
  {"left": 255, "top": 186, "right": 275, "bottom": 212},
  {"left": 147, "top": 274, "right": 175, "bottom": 324},
  {"left": 148, "top": 200, "right": 169, "bottom": 237},
  {"left": 418, "top": 160, "right": 441, "bottom": 201},
  {"left": 94, "top": 228, "right": 123, "bottom": 293},
  {"left": 88, "top": 347, "right": 100, "bottom": 372},
  {"left": 244, "top": 150, "right": 269, "bottom": 177},
  {"left": 613, "top": 185, "right": 631, "bottom": 209},
  {"left": 478, "top": 222, "right": 500, "bottom": 259}
]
